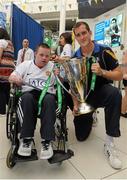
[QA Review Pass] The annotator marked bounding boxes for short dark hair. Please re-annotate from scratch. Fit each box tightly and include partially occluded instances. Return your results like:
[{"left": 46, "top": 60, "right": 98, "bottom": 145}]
[
  {"left": 35, "top": 43, "right": 50, "bottom": 52},
  {"left": 111, "top": 18, "right": 117, "bottom": 23},
  {"left": 0, "top": 28, "right": 10, "bottom": 40},
  {"left": 73, "top": 21, "right": 90, "bottom": 34},
  {"left": 60, "top": 32, "right": 72, "bottom": 45}
]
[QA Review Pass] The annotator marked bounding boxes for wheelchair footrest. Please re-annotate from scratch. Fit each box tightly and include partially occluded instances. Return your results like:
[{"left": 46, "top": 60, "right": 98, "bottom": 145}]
[
  {"left": 15, "top": 149, "right": 38, "bottom": 162},
  {"left": 48, "top": 149, "right": 74, "bottom": 164}
]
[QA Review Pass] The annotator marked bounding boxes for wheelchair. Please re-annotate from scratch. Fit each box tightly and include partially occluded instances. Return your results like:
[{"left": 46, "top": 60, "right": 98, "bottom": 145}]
[{"left": 6, "top": 84, "right": 74, "bottom": 168}]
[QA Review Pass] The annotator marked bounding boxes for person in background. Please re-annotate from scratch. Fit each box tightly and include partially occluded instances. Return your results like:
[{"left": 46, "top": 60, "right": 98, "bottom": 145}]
[
  {"left": 59, "top": 32, "right": 73, "bottom": 58},
  {"left": 16, "top": 39, "right": 34, "bottom": 66},
  {"left": 9, "top": 43, "right": 58, "bottom": 160},
  {"left": 121, "top": 50, "right": 127, "bottom": 118},
  {"left": 52, "top": 32, "right": 73, "bottom": 61},
  {"left": 0, "top": 28, "right": 15, "bottom": 116},
  {"left": 65, "top": 21, "right": 123, "bottom": 170},
  {"left": 55, "top": 44, "right": 63, "bottom": 57}
]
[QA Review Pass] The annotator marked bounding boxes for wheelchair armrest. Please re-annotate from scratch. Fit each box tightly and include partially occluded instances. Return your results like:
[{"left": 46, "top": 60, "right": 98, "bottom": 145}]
[{"left": 10, "top": 83, "right": 22, "bottom": 97}]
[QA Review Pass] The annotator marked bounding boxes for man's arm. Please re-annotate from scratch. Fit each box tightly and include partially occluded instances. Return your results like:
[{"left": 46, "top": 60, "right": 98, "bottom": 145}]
[
  {"left": 29, "top": 49, "right": 34, "bottom": 61},
  {"left": 0, "top": 47, "right": 4, "bottom": 63},
  {"left": 16, "top": 50, "right": 22, "bottom": 66},
  {"left": 99, "top": 66, "right": 122, "bottom": 81},
  {"left": 91, "top": 47, "right": 123, "bottom": 81},
  {"left": 0, "top": 40, "right": 8, "bottom": 62},
  {"left": 122, "top": 50, "right": 127, "bottom": 78},
  {"left": 91, "top": 63, "right": 123, "bottom": 81}
]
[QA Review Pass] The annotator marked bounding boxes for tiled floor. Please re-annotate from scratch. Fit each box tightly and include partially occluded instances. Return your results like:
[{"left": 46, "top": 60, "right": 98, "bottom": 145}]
[{"left": 0, "top": 108, "right": 127, "bottom": 179}]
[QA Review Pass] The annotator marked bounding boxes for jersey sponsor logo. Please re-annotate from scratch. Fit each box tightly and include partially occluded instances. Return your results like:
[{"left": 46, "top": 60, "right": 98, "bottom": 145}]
[
  {"left": 29, "top": 79, "right": 46, "bottom": 89},
  {"left": 29, "top": 78, "right": 54, "bottom": 89}
]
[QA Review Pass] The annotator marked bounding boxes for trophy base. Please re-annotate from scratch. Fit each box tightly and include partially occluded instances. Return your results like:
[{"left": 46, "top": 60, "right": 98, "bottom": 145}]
[{"left": 74, "top": 102, "right": 94, "bottom": 116}]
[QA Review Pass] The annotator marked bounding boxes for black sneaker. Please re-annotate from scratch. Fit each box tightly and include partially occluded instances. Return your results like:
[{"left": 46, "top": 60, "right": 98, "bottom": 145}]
[
  {"left": 18, "top": 138, "right": 33, "bottom": 156},
  {"left": 40, "top": 140, "right": 53, "bottom": 159}
]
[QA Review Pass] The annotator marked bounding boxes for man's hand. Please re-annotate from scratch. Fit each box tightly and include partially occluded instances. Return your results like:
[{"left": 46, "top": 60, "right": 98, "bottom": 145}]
[
  {"left": 51, "top": 54, "right": 59, "bottom": 62},
  {"left": 71, "top": 94, "right": 79, "bottom": 115},
  {"left": 91, "top": 62, "right": 103, "bottom": 76}
]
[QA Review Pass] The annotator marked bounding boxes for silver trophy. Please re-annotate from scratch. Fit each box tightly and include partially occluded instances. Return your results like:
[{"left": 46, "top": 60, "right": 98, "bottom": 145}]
[{"left": 59, "top": 57, "right": 94, "bottom": 116}]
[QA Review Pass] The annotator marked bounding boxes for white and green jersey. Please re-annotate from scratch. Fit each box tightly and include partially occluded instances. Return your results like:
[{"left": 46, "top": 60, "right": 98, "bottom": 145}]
[{"left": 12, "top": 61, "right": 56, "bottom": 94}]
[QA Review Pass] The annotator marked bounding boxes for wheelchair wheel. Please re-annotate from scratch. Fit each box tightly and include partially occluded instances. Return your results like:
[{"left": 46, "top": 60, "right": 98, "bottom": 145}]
[
  {"left": 6, "top": 97, "right": 16, "bottom": 140},
  {"left": 6, "top": 146, "right": 16, "bottom": 168},
  {"left": 6, "top": 98, "right": 12, "bottom": 139},
  {"left": 6, "top": 97, "right": 13, "bottom": 139}
]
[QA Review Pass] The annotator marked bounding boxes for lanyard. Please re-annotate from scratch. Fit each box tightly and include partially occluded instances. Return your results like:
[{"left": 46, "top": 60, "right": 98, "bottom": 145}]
[
  {"left": 54, "top": 63, "right": 62, "bottom": 112},
  {"left": 85, "top": 56, "right": 96, "bottom": 100},
  {"left": 86, "top": 56, "right": 96, "bottom": 91},
  {"left": 38, "top": 69, "right": 62, "bottom": 116},
  {"left": 56, "top": 79, "right": 62, "bottom": 112},
  {"left": 38, "top": 74, "right": 51, "bottom": 115},
  {"left": 90, "top": 56, "right": 96, "bottom": 91}
]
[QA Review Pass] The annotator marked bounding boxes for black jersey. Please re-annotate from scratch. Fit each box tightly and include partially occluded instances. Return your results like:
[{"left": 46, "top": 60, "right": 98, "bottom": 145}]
[{"left": 74, "top": 41, "right": 119, "bottom": 91}]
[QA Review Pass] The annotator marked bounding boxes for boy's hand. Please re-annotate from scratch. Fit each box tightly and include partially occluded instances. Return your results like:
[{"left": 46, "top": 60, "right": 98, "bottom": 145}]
[{"left": 9, "top": 74, "right": 23, "bottom": 86}]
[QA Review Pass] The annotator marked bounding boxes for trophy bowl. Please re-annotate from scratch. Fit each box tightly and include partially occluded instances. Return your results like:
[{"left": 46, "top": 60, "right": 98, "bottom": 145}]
[{"left": 61, "top": 57, "right": 94, "bottom": 116}]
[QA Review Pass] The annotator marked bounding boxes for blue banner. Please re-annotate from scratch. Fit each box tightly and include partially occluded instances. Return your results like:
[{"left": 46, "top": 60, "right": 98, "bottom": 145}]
[
  {"left": 94, "top": 21, "right": 105, "bottom": 41},
  {"left": 12, "top": 4, "right": 44, "bottom": 59}
]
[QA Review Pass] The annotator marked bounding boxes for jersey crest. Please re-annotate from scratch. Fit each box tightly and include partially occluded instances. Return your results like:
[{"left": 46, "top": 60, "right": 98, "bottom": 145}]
[{"left": 46, "top": 71, "right": 51, "bottom": 76}]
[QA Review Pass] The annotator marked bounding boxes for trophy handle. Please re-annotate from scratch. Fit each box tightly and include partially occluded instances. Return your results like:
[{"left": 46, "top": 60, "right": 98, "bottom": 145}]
[
  {"left": 55, "top": 75, "right": 70, "bottom": 94},
  {"left": 90, "top": 56, "right": 96, "bottom": 63},
  {"left": 55, "top": 75, "right": 80, "bottom": 100}
]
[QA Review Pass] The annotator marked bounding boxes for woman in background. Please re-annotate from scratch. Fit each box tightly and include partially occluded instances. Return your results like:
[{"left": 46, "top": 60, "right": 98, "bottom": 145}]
[
  {"left": 52, "top": 32, "right": 73, "bottom": 61},
  {"left": 0, "top": 28, "right": 15, "bottom": 115},
  {"left": 59, "top": 32, "right": 73, "bottom": 58}
]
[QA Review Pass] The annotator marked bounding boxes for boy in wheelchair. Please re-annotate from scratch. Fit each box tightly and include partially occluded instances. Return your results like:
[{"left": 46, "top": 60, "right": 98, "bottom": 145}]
[{"left": 9, "top": 43, "right": 60, "bottom": 160}]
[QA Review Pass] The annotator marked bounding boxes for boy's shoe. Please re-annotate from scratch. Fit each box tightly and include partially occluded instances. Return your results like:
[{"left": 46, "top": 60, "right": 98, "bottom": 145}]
[
  {"left": 104, "top": 143, "right": 122, "bottom": 169},
  {"left": 18, "top": 138, "right": 33, "bottom": 156},
  {"left": 40, "top": 140, "right": 53, "bottom": 160}
]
